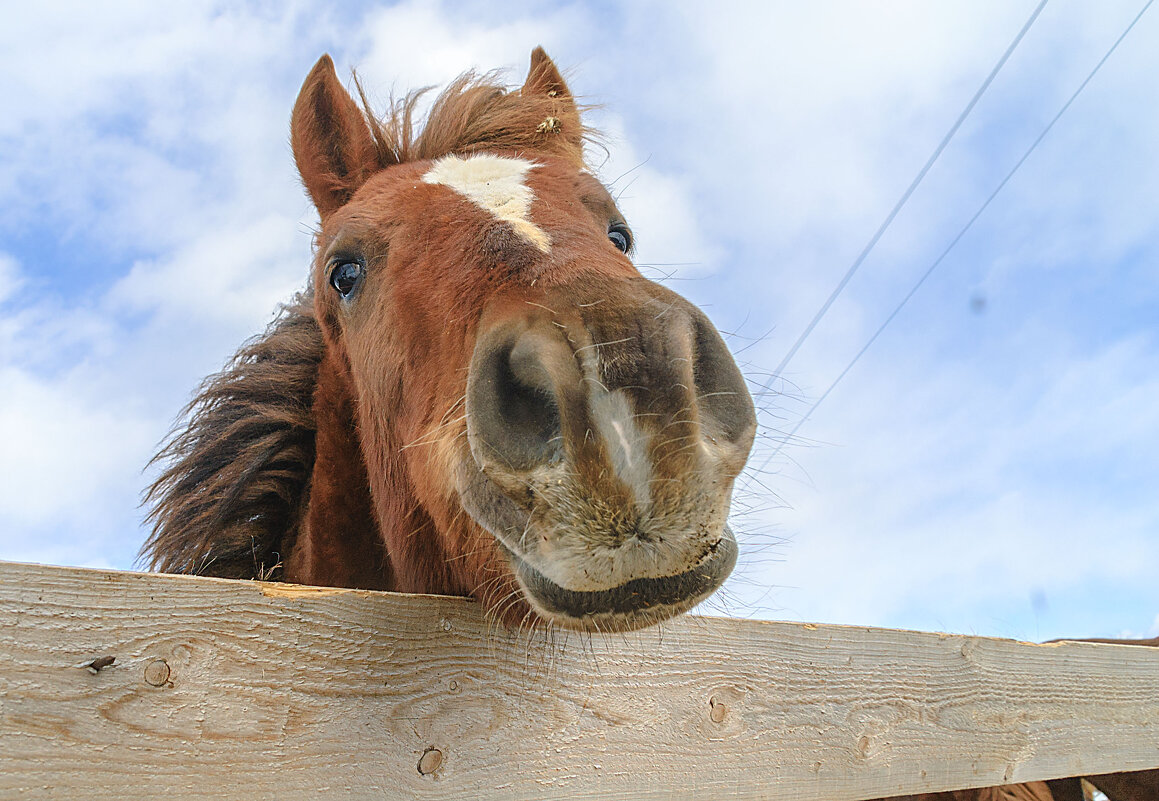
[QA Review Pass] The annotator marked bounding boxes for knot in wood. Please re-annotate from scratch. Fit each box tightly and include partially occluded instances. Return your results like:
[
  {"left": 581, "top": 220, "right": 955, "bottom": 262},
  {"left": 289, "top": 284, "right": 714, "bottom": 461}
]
[
  {"left": 709, "top": 695, "right": 727, "bottom": 723},
  {"left": 418, "top": 747, "right": 443, "bottom": 776},
  {"left": 144, "top": 659, "right": 171, "bottom": 687}
]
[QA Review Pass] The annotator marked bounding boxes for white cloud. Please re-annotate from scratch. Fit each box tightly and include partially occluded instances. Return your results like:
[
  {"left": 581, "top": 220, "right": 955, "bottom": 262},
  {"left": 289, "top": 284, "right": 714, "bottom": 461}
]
[
  {"left": 590, "top": 117, "right": 725, "bottom": 281},
  {"left": 635, "top": 1, "right": 1159, "bottom": 639},
  {"left": 1, "top": 1, "right": 1156, "bottom": 644},
  {"left": 108, "top": 212, "right": 308, "bottom": 328},
  {"left": 355, "top": 0, "right": 573, "bottom": 91},
  {"left": 0, "top": 4, "right": 330, "bottom": 567},
  {"left": 0, "top": 367, "right": 156, "bottom": 529},
  {"left": 741, "top": 329, "right": 1159, "bottom": 636},
  {"left": 0, "top": 252, "right": 20, "bottom": 305}
]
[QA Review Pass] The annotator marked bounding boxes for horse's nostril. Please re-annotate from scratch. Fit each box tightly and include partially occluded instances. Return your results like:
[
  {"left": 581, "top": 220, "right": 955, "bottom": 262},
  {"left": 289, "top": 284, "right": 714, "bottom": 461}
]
[
  {"left": 692, "top": 314, "right": 757, "bottom": 445},
  {"left": 468, "top": 329, "right": 562, "bottom": 472},
  {"left": 500, "top": 339, "right": 561, "bottom": 449}
]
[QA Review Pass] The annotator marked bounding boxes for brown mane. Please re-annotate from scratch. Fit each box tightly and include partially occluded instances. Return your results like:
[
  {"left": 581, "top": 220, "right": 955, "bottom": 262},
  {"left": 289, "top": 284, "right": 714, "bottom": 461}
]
[
  {"left": 355, "top": 70, "right": 592, "bottom": 169},
  {"left": 142, "top": 294, "right": 322, "bottom": 579},
  {"left": 141, "top": 65, "right": 589, "bottom": 579}
]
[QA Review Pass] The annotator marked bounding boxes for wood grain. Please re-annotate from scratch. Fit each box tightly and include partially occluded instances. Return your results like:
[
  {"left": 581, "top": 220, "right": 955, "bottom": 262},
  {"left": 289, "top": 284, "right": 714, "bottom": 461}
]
[{"left": 1, "top": 560, "right": 1156, "bottom": 800}]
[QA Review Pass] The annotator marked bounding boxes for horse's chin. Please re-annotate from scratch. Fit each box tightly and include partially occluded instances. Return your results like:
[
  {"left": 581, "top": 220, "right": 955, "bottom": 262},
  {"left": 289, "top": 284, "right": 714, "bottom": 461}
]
[
  {"left": 456, "top": 456, "right": 738, "bottom": 632},
  {"left": 496, "top": 531, "right": 737, "bottom": 633}
]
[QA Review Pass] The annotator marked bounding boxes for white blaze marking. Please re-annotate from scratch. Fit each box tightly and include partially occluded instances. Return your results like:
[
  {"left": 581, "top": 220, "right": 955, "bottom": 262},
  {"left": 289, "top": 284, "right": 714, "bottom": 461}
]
[
  {"left": 589, "top": 387, "right": 653, "bottom": 512},
  {"left": 421, "top": 154, "right": 551, "bottom": 253},
  {"left": 575, "top": 346, "right": 653, "bottom": 510}
]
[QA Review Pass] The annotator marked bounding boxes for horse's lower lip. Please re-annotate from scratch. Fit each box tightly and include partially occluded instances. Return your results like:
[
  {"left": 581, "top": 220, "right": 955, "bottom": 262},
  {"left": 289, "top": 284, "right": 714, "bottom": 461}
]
[{"left": 503, "top": 530, "right": 738, "bottom": 630}]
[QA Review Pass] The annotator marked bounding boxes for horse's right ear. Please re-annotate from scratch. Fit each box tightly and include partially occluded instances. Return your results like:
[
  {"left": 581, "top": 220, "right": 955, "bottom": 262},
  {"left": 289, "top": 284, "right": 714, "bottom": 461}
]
[{"left": 291, "top": 55, "right": 379, "bottom": 218}]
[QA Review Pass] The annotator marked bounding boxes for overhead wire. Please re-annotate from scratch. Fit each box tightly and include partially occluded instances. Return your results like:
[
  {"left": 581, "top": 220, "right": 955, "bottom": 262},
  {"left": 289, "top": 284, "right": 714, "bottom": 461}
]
[
  {"left": 758, "top": 0, "right": 1155, "bottom": 469},
  {"left": 747, "top": 0, "right": 1050, "bottom": 478},
  {"left": 764, "top": 0, "right": 1051, "bottom": 386}
]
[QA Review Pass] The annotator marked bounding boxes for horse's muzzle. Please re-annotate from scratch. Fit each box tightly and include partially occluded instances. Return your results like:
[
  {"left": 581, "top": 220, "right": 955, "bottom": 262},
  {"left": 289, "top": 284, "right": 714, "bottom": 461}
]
[{"left": 457, "top": 281, "right": 756, "bottom": 631}]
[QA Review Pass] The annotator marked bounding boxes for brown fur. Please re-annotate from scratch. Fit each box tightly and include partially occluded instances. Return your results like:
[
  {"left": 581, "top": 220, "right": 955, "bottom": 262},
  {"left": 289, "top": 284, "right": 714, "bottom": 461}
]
[
  {"left": 889, "top": 783, "right": 1056, "bottom": 801},
  {"left": 883, "top": 770, "right": 1159, "bottom": 801}
]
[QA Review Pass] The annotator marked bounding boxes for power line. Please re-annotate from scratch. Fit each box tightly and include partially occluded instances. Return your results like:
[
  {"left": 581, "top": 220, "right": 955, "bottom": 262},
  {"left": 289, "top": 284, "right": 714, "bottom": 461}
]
[
  {"left": 764, "top": 0, "right": 1050, "bottom": 385},
  {"left": 759, "top": 0, "right": 1154, "bottom": 469}
]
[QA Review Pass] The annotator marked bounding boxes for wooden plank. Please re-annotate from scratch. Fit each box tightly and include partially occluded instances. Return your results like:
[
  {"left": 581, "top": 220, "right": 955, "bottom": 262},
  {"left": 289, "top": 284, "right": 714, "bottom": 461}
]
[{"left": 0, "top": 560, "right": 1156, "bottom": 801}]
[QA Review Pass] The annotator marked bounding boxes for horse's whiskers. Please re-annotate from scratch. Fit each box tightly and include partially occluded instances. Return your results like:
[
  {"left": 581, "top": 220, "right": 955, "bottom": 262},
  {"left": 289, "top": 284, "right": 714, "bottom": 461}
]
[
  {"left": 523, "top": 301, "right": 558, "bottom": 315},
  {"left": 574, "top": 337, "right": 634, "bottom": 355},
  {"left": 399, "top": 412, "right": 468, "bottom": 451}
]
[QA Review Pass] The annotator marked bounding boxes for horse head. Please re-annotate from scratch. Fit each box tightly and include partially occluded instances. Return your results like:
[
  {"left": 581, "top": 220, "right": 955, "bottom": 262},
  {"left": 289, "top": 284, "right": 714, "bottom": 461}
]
[{"left": 148, "top": 49, "right": 755, "bottom": 634}]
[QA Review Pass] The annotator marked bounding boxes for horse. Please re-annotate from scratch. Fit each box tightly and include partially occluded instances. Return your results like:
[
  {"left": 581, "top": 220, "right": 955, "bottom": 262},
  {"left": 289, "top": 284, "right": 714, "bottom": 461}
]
[
  {"left": 140, "top": 49, "right": 1156, "bottom": 799},
  {"left": 142, "top": 48, "right": 757, "bottom": 635}
]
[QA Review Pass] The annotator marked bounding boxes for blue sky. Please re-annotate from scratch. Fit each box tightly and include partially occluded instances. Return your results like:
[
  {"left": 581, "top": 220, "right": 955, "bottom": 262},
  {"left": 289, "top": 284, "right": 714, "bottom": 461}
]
[{"left": 2, "top": 0, "right": 1156, "bottom": 642}]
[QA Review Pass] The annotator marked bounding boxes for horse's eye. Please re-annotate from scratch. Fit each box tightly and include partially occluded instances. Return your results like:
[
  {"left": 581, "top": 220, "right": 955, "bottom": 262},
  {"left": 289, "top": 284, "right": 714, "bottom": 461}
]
[
  {"left": 608, "top": 223, "right": 632, "bottom": 254},
  {"left": 329, "top": 260, "right": 364, "bottom": 298}
]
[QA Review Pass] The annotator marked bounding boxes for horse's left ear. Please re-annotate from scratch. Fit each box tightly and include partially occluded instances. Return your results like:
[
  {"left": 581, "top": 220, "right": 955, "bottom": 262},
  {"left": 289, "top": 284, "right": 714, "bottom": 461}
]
[
  {"left": 291, "top": 55, "right": 380, "bottom": 219},
  {"left": 522, "top": 47, "right": 584, "bottom": 164}
]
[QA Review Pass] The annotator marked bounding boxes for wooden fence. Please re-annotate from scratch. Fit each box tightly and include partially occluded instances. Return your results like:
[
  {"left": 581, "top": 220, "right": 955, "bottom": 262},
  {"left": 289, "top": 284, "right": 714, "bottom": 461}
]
[{"left": 1, "top": 559, "right": 1156, "bottom": 799}]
